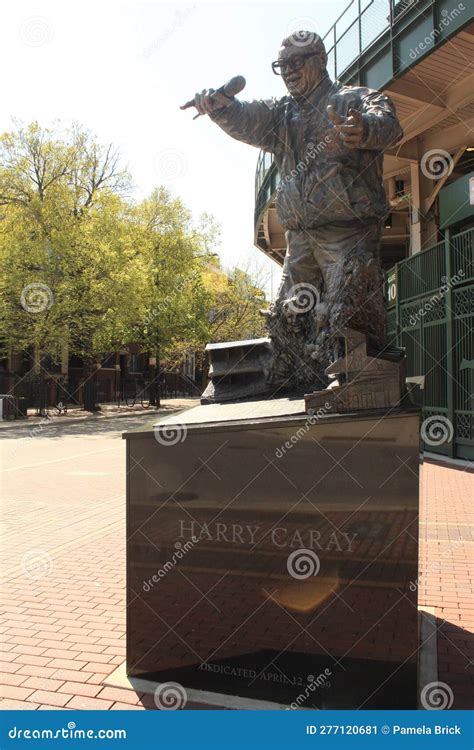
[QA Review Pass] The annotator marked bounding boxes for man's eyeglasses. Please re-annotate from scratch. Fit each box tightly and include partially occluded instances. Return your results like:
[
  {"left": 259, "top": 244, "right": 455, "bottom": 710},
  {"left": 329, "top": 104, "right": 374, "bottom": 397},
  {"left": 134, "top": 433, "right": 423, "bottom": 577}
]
[{"left": 271, "top": 51, "right": 320, "bottom": 76}]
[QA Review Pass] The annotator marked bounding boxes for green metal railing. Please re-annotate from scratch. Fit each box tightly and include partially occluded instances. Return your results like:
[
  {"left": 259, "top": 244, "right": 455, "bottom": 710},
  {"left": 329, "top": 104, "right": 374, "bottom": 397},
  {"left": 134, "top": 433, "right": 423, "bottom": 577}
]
[
  {"left": 323, "top": 0, "right": 422, "bottom": 82},
  {"left": 386, "top": 227, "right": 474, "bottom": 460}
]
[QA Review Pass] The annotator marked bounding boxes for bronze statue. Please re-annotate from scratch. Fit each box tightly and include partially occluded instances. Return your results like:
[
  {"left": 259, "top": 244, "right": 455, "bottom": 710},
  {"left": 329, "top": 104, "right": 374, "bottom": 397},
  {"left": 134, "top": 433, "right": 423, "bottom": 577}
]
[{"left": 183, "top": 31, "right": 403, "bottom": 393}]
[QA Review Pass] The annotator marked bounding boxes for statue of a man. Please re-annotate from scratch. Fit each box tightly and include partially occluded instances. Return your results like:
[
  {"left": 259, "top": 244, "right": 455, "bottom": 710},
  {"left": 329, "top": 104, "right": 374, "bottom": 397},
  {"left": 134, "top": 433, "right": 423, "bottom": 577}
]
[{"left": 189, "top": 31, "right": 403, "bottom": 390}]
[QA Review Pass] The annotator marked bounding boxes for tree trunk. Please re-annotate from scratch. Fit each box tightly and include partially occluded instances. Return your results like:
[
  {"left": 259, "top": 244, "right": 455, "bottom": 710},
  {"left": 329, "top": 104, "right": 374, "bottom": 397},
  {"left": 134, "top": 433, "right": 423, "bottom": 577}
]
[{"left": 82, "top": 364, "right": 99, "bottom": 412}]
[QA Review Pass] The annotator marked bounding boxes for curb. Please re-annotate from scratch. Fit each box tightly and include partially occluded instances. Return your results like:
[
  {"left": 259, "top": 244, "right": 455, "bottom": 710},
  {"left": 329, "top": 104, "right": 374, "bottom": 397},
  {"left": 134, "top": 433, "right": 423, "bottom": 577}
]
[{"left": 423, "top": 451, "right": 474, "bottom": 471}]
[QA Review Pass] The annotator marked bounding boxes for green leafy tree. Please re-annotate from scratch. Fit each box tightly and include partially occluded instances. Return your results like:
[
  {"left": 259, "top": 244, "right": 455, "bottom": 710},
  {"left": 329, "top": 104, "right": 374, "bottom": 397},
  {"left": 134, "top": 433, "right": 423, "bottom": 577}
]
[
  {"left": 0, "top": 121, "right": 268, "bottom": 405},
  {"left": 0, "top": 122, "right": 135, "bottom": 374}
]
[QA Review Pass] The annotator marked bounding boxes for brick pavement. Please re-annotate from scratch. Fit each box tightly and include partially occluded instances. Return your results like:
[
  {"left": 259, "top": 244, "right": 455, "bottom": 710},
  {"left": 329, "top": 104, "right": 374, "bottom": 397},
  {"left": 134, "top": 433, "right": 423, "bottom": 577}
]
[
  {"left": 0, "top": 416, "right": 472, "bottom": 709},
  {"left": 418, "top": 459, "right": 474, "bottom": 709}
]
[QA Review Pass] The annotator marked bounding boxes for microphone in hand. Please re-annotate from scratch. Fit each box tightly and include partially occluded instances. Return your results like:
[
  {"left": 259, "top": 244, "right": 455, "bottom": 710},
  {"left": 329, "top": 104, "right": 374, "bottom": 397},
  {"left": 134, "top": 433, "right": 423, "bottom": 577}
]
[{"left": 180, "top": 76, "right": 246, "bottom": 119}]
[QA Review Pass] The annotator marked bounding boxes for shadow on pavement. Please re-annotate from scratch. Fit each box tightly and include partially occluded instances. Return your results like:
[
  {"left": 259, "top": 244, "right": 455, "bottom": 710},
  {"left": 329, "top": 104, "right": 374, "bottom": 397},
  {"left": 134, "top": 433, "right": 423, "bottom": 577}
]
[{"left": 0, "top": 405, "right": 194, "bottom": 441}]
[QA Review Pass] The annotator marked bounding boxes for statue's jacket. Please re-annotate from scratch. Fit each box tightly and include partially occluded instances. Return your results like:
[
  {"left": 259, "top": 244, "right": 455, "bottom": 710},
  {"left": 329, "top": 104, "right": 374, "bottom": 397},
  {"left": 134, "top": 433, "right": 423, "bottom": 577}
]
[{"left": 210, "top": 73, "right": 403, "bottom": 231}]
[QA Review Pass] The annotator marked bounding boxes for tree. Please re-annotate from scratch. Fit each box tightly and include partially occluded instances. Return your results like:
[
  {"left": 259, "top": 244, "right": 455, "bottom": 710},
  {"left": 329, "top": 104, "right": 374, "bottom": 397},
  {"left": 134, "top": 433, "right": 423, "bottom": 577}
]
[
  {"left": 204, "top": 264, "right": 267, "bottom": 343},
  {"left": 0, "top": 122, "right": 136, "bottom": 375},
  {"left": 0, "top": 121, "right": 268, "bottom": 407}
]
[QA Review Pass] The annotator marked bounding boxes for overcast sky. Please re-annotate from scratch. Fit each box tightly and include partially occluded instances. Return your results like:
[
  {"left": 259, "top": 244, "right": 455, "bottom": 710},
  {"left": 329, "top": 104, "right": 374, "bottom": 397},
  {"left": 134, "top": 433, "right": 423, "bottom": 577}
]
[{"left": 2, "top": 0, "right": 349, "bottom": 295}]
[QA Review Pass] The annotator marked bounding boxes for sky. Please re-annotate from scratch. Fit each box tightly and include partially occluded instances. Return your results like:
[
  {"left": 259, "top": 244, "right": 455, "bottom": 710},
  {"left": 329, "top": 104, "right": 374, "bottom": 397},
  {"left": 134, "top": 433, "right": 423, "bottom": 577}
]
[{"left": 2, "top": 0, "right": 350, "bottom": 296}]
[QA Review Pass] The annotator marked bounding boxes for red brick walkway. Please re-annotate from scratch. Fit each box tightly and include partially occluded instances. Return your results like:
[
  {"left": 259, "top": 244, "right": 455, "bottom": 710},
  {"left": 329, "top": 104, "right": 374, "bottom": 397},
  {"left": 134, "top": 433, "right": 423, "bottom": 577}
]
[
  {"left": 0, "top": 419, "right": 472, "bottom": 709},
  {"left": 418, "top": 460, "right": 474, "bottom": 709}
]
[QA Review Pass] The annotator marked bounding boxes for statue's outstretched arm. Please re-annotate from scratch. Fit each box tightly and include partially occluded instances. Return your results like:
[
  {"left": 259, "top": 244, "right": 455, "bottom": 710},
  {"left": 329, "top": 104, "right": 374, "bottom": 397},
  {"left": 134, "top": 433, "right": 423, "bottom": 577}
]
[{"left": 209, "top": 97, "right": 283, "bottom": 154}]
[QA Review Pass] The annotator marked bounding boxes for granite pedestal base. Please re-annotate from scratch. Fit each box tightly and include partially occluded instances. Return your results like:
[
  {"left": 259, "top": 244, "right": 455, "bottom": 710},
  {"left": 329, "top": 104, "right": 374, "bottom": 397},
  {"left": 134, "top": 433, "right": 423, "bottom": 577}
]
[{"left": 124, "top": 399, "right": 420, "bottom": 709}]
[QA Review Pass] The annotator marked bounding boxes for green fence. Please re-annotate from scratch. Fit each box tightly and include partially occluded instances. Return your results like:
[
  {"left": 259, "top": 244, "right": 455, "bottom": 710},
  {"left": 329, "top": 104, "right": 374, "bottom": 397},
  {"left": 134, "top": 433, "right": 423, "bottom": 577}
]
[{"left": 386, "top": 227, "right": 474, "bottom": 460}]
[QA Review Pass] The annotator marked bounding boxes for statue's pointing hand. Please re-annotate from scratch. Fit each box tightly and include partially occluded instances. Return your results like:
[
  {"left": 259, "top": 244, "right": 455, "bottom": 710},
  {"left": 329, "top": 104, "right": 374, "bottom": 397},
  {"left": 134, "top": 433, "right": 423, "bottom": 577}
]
[
  {"left": 190, "top": 89, "right": 233, "bottom": 116},
  {"left": 326, "top": 105, "right": 366, "bottom": 148}
]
